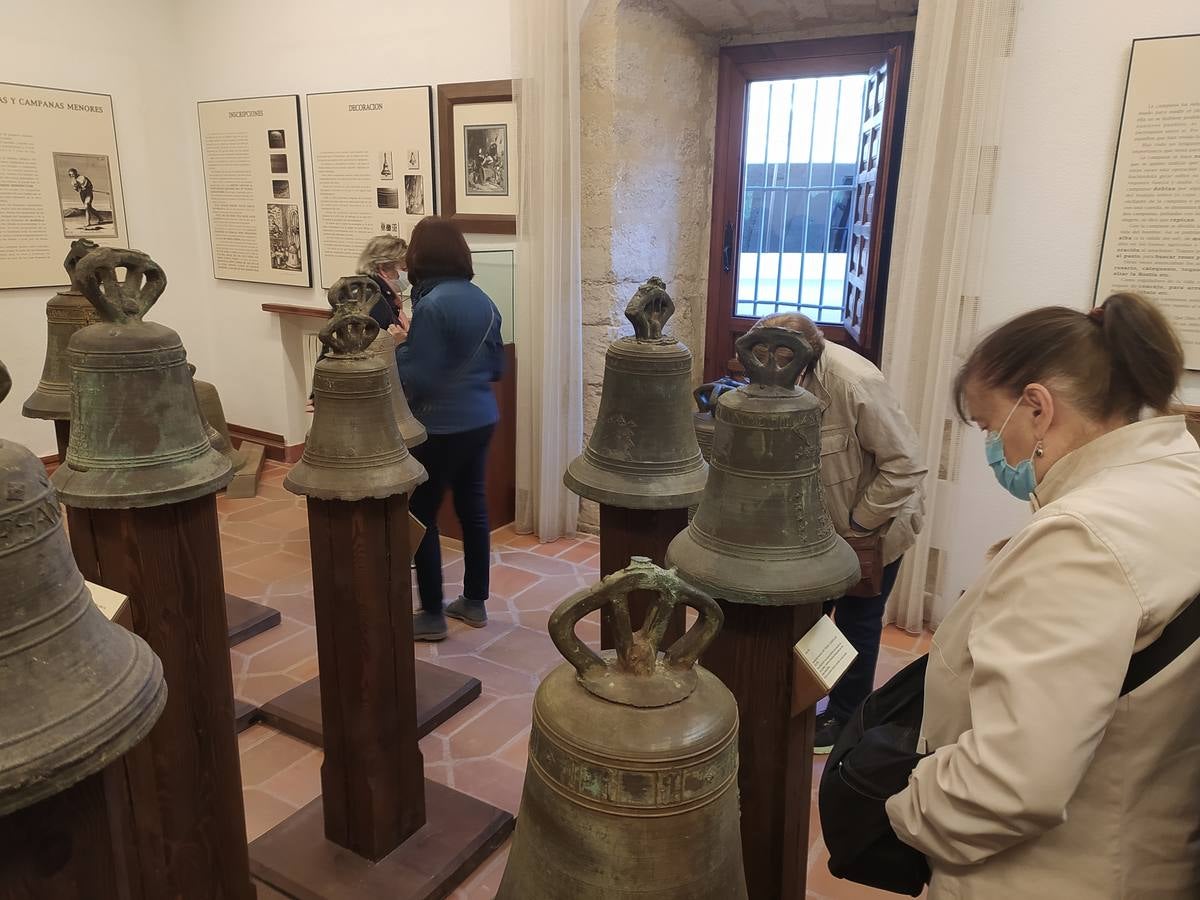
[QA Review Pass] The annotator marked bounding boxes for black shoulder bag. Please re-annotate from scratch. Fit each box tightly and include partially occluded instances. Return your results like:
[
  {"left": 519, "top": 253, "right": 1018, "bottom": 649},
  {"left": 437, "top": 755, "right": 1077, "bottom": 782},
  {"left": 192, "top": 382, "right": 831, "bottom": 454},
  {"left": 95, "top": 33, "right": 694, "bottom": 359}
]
[{"left": 818, "top": 593, "right": 1200, "bottom": 896}]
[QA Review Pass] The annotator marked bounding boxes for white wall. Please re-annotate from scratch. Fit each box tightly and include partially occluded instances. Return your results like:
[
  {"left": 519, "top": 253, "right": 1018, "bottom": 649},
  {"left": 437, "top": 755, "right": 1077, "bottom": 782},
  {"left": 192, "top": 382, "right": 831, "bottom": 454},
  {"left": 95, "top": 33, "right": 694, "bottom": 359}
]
[
  {"left": 1, "top": 0, "right": 514, "bottom": 455},
  {"left": 937, "top": 0, "right": 1200, "bottom": 610}
]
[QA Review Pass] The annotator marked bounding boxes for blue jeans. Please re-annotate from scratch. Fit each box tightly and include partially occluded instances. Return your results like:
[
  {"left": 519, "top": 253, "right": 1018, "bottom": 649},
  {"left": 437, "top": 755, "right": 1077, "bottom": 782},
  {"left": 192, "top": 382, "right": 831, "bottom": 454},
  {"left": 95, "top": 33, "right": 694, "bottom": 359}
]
[
  {"left": 408, "top": 424, "right": 494, "bottom": 615},
  {"left": 823, "top": 557, "right": 904, "bottom": 721}
]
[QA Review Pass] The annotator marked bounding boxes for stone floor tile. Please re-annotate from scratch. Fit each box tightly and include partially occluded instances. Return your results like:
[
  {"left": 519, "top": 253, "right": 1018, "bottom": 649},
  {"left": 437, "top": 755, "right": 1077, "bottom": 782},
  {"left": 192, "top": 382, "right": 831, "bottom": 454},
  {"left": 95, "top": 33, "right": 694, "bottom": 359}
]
[
  {"left": 451, "top": 757, "right": 524, "bottom": 815},
  {"left": 242, "top": 788, "right": 297, "bottom": 843},
  {"left": 497, "top": 549, "right": 579, "bottom": 577},
  {"left": 239, "top": 730, "right": 316, "bottom": 788},
  {"left": 447, "top": 697, "right": 534, "bottom": 760},
  {"left": 487, "top": 564, "right": 542, "bottom": 599},
  {"left": 431, "top": 653, "right": 539, "bottom": 697},
  {"left": 508, "top": 574, "right": 589, "bottom": 611},
  {"left": 259, "top": 749, "right": 322, "bottom": 809},
  {"left": 222, "top": 569, "right": 271, "bottom": 599}
]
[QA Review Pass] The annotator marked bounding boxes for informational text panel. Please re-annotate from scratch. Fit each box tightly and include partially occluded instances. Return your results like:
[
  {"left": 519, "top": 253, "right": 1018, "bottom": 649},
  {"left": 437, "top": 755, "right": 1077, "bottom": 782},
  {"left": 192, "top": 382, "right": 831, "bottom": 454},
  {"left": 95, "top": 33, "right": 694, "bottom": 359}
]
[
  {"left": 306, "top": 86, "right": 434, "bottom": 289},
  {"left": 1096, "top": 34, "right": 1200, "bottom": 369},
  {"left": 0, "top": 83, "right": 128, "bottom": 290}
]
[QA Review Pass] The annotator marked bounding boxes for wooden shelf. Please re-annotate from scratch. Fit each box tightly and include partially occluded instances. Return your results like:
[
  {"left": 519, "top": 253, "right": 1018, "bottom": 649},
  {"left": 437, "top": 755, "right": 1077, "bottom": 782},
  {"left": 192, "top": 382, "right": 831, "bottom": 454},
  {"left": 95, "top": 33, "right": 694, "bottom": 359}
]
[{"left": 262, "top": 303, "right": 331, "bottom": 319}]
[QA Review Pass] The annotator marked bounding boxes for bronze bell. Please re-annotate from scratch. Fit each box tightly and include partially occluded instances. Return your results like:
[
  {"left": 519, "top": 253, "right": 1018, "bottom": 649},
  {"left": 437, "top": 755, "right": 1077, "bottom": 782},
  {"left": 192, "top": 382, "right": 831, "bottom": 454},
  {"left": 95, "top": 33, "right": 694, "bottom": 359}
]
[
  {"left": 285, "top": 276, "right": 427, "bottom": 500},
  {"left": 188, "top": 364, "right": 246, "bottom": 471},
  {"left": 667, "top": 327, "right": 860, "bottom": 604},
  {"left": 565, "top": 277, "right": 707, "bottom": 509},
  {"left": 367, "top": 328, "right": 427, "bottom": 448},
  {"left": 692, "top": 381, "right": 739, "bottom": 463},
  {"left": 498, "top": 557, "right": 747, "bottom": 899},
  {"left": 0, "top": 360, "right": 167, "bottom": 815},
  {"left": 51, "top": 247, "right": 233, "bottom": 508},
  {"left": 21, "top": 239, "right": 102, "bottom": 421}
]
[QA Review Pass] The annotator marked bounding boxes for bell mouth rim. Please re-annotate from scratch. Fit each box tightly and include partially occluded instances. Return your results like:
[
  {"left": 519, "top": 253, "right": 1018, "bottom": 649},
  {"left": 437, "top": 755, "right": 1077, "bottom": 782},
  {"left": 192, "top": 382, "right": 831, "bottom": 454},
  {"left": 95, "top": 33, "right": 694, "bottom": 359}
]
[
  {"left": 283, "top": 461, "right": 430, "bottom": 501},
  {"left": 51, "top": 447, "right": 234, "bottom": 509},
  {"left": 666, "top": 529, "right": 861, "bottom": 607},
  {"left": 564, "top": 456, "right": 708, "bottom": 509}
]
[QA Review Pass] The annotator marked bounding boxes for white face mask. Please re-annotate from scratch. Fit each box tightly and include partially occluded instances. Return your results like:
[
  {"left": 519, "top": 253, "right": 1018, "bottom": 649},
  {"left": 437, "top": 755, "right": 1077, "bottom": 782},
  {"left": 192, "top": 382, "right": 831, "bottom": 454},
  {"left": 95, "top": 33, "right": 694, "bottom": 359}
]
[{"left": 384, "top": 269, "right": 409, "bottom": 295}]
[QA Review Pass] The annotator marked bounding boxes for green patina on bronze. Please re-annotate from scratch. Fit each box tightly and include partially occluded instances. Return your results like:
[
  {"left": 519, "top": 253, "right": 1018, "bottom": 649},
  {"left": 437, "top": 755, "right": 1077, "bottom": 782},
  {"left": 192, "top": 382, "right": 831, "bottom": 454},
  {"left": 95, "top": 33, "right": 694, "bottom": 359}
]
[
  {"left": 498, "top": 558, "right": 749, "bottom": 899},
  {"left": 564, "top": 277, "right": 709, "bottom": 509},
  {"left": 667, "top": 326, "right": 862, "bottom": 606}
]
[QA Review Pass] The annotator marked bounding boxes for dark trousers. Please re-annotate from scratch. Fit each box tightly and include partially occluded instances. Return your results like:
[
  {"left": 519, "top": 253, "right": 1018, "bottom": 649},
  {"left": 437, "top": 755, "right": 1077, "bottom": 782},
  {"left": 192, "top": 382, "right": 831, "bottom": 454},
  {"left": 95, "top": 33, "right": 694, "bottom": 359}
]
[
  {"left": 823, "top": 556, "right": 904, "bottom": 721},
  {"left": 408, "top": 424, "right": 495, "bottom": 615}
]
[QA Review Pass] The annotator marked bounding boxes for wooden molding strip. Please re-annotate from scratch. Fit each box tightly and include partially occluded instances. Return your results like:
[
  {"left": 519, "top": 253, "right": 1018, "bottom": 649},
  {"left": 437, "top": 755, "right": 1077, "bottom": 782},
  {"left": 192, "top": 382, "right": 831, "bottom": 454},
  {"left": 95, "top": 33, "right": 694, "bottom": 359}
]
[{"left": 227, "top": 423, "right": 305, "bottom": 464}]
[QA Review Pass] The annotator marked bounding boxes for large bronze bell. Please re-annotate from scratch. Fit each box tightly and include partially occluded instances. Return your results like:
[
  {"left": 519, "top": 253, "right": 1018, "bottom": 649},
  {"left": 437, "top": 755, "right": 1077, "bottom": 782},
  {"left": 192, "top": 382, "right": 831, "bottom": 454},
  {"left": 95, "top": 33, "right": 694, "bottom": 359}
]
[
  {"left": 0, "top": 359, "right": 167, "bottom": 815},
  {"left": 497, "top": 557, "right": 748, "bottom": 899},
  {"left": 667, "top": 327, "right": 860, "bottom": 604},
  {"left": 189, "top": 364, "right": 246, "bottom": 470},
  {"left": 564, "top": 278, "right": 707, "bottom": 508},
  {"left": 21, "top": 239, "right": 102, "bottom": 421},
  {"left": 285, "top": 276, "right": 427, "bottom": 500},
  {"left": 367, "top": 328, "right": 427, "bottom": 448},
  {"left": 51, "top": 248, "right": 233, "bottom": 508}
]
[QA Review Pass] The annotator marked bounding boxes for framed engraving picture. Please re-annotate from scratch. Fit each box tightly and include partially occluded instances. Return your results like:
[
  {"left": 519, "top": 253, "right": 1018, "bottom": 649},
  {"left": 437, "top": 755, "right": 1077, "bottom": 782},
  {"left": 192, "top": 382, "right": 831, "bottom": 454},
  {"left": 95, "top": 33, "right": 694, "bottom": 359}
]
[
  {"left": 437, "top": 81, "right": 517, "bottom": 235},
  {"left": 196, "top": 94, "right": 312, "bottom": 287}
]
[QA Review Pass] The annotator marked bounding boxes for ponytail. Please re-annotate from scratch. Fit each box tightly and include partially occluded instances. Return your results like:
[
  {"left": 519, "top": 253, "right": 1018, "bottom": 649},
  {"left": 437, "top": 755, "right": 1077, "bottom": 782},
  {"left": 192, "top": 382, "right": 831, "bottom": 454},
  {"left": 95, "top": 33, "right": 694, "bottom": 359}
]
[
  {"left": 1095, "top": 292, "right": 1183, "bottom": 416},
  {"left": 955, "top": 293, "right": 1184, "bottom": 423}
]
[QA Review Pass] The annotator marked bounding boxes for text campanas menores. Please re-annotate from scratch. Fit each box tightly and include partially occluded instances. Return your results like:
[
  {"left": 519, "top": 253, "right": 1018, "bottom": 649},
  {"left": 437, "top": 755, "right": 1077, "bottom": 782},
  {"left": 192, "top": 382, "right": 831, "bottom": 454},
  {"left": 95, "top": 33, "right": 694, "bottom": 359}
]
[{"left": 0, "top": 97, "right": 105, "bottom": 113}]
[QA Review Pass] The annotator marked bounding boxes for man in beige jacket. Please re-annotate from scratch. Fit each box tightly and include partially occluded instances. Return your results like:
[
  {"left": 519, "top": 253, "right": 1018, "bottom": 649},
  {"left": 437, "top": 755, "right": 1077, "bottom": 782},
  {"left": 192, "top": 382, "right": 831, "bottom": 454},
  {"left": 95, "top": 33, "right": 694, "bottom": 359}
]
[{"left": 755, "top": 314, "right": 927, "bottom": 752}]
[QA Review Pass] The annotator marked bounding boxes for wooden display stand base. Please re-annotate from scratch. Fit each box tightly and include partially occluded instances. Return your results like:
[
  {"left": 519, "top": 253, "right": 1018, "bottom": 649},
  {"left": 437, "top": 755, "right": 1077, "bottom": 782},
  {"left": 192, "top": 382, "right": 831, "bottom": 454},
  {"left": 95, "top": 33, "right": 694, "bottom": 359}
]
[
  {"left": 598, "top": 504, "right": 688, "bottom": 649},
  {"left": 226, "top": 593, "right": 282, "bottom": 646},
  {"left": 0, "top": 765, "right": 138, "bottom": 900},
  {"left": 66, "top": 496, "right": 255, "bottom": 900},
  {"left": 259, "top": 664, "right": 481, "bottom": 748},
  {"left": 702, "top": 600, "right": 823, "bottom": 900},
  {"left": 250, "top": 782, "right": 512, "bottom": 900},
  {"left": 249, "top": 493, "right": 511, "bottom": 900}
]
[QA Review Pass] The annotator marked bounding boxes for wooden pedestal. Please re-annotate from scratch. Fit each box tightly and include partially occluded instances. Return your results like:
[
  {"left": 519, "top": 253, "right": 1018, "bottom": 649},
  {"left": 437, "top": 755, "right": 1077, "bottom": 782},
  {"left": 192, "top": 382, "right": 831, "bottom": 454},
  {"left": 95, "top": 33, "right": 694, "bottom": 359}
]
[
  {"left": 258, "top": 663, "right": 481, "bottom": 748},
  {"left": 598, "top": 504, "right": 689, "bottom": 649},
  {"left": 701, "top": 600, "right": 823, "bottom": 900},
  {"left": 249, "top": 494, "right": 512, "bottom": 899},
  {"left": 65, "top": 497, "right": 255, "bottom": 900},
  {"left": 0, "top": 765, "right": 141, "bottom": 900}
]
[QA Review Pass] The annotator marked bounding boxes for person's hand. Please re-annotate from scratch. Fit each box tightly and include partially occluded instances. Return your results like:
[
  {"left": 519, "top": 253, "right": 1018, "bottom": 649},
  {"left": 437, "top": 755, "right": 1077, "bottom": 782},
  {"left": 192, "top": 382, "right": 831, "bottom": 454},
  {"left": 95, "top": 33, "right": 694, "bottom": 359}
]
[{"left": 388, "top": 323, "right": 407, "bottom": 346}]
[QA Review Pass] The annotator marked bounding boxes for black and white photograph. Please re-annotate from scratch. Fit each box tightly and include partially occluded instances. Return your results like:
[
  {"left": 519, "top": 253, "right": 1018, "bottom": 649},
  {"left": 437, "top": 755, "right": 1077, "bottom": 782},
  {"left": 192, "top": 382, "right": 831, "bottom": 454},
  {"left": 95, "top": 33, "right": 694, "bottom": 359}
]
[
  {"left": 380, "top": 151, "right": 393, "bottom": 180},
  {"left": 53, "top": 152, "right": 119, "bottom": 238},
  {"left": 407, "top": 148, "right": 420, "bottom": 170},
  {"left": 272, "top": 179, "right": 291, "bottom": 199},
  {"left": 270, "top": 153, "right": 288, "bottom": 174},
  {"left": 267, "top": 203, "right": 303, "bottom": 272},
  {"left": 404, "top": 174, "right": 426, "bottom": 215},
  {"left": 464, "top": 124, "right": 508, "bottom": 196},
  {"left": 377, "top": 187, "right": 399, "bottom": 210},
  {"left": 267, "top": 129, "right": 286, "bottom": 149}
]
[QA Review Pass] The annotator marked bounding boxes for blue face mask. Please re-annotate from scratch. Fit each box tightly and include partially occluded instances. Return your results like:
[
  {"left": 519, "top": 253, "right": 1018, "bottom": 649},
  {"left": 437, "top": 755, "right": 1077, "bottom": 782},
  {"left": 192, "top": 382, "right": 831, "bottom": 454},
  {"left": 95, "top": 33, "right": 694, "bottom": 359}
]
[{"left": 984, "top": 398, "right": 1038, "bottom": 501}]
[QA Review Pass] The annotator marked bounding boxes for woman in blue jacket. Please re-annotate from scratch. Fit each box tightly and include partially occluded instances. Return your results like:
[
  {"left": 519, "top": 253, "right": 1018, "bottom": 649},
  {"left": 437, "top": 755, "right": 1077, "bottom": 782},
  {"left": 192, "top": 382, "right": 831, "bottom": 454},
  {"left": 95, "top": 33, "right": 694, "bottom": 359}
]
[{"left": 397, "top": 217, "right": 504, "bottom": 641}]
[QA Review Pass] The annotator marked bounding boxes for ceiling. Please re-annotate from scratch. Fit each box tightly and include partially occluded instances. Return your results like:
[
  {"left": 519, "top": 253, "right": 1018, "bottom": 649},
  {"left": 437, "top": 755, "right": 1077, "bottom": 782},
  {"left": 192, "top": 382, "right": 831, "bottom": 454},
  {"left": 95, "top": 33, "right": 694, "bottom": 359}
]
[{"left": 663, "top": 0, "right": 918, "bottom": 36}]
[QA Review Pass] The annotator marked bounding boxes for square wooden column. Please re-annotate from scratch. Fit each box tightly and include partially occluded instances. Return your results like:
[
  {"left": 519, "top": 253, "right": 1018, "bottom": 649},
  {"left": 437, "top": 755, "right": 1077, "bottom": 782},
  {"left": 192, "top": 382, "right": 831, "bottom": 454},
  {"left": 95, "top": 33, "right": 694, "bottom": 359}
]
[
  {"left": 66, "top": 497, "right": 256, "bottom": 900},
  {"left": 248, "top": 494, "right": 512, "bottom": 899}
]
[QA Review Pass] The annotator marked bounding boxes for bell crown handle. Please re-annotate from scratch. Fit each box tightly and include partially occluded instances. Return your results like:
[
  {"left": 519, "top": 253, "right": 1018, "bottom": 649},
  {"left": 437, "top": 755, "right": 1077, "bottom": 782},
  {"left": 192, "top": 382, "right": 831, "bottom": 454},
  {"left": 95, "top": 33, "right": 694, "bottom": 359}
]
[
  {"left": 327, "top": 274, "right": 381, "bottom": 312},
  {"left": 321, "top": 276, "right": 382, "bottom": 357},
  {"left": 547, "top": 558, "right": 723, "bottom": 706},
  {"left": 63, "top": 238, "right": 100, "bottom": 290},
  {"left": 735, "top": 325, "right": 813, "bottom": 389},
  {"left": 75, "top": 247, "right": 167, "bottom": 324},
  {"left": 693, "top": 381, "right": 738, "bottom": 413},
  {"left": 624, "top": 276, "right": 675, "bottom": 341}
]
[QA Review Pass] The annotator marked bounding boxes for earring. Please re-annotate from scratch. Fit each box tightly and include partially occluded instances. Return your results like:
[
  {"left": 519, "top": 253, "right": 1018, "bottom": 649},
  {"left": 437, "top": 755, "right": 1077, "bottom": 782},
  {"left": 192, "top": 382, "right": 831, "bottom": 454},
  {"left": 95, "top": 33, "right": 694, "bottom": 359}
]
[{"left": 1034, "top": 441, "right": 1045, "bottom": 458}]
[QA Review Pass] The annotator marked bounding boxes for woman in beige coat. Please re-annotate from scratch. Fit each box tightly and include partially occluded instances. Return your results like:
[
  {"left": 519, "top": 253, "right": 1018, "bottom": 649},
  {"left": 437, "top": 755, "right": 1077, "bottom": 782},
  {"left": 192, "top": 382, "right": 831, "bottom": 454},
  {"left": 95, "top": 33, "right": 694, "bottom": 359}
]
[{"left": 886, "top": 293, "right": 1200, "bottom": 898}]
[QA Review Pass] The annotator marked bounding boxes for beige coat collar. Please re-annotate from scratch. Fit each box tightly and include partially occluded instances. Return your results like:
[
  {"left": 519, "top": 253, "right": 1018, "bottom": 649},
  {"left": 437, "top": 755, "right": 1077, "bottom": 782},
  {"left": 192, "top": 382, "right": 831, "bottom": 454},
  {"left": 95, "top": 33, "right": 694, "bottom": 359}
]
[{"left": 1031, "top": 415, "right": 1194, "bottom": 511}]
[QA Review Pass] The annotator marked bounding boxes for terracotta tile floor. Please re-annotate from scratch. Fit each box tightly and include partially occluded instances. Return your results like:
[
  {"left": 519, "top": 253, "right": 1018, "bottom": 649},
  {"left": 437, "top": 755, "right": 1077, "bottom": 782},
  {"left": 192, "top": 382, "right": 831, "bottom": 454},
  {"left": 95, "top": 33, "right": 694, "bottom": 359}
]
[{"left": 224, "top": 461, "right": 931, "bottom": 899}]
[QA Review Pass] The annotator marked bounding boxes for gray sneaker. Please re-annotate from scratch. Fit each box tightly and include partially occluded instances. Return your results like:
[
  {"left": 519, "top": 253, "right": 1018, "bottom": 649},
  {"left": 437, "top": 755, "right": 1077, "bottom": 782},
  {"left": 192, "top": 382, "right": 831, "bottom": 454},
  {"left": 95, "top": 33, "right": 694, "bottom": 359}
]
[
  {"left": 412, "top": 611, "right": 448, "bottom": 641},
  {"left": 445, "top": 596, "right": 487, "bottom": 628}
]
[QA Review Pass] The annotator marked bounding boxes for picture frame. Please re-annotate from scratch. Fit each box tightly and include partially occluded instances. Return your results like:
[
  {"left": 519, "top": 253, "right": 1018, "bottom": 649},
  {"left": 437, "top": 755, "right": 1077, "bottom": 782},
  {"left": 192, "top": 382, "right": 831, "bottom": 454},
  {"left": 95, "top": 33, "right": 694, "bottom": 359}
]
[{"left": 437, "top": 80, "right": 517, "bottom": 235}]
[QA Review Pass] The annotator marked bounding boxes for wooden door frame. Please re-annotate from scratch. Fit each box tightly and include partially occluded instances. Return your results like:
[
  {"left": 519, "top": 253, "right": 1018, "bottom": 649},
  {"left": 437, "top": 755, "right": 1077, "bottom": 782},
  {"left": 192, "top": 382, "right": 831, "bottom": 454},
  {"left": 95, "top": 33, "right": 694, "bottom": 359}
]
[{"left": 703, "top": 32, "right": 915, "bottom": 380}]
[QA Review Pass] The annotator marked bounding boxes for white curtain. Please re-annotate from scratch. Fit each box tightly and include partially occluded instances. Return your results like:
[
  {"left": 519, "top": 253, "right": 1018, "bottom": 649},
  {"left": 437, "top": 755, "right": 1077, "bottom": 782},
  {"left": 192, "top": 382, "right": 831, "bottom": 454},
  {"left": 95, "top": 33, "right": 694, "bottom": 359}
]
[
  {"left": 510, "top": 0, "right": 589, "bottom": 540},
  {"left": 879, "top": 0, "right": 1019, "bottom": 631}
]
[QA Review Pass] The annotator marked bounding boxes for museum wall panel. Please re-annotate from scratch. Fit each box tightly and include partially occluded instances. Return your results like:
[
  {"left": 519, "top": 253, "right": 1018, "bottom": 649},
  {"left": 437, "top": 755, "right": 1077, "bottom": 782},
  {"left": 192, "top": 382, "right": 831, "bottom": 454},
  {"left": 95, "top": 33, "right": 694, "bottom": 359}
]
[
  {"left": 176, "top": 0, "right": 517, "bottom": 447},
  {"left": 936, "top": 0, "right": 1200, "bottom": 609},
  {"left": 0, "top": 0, "right": 206, "bottom": 456}
]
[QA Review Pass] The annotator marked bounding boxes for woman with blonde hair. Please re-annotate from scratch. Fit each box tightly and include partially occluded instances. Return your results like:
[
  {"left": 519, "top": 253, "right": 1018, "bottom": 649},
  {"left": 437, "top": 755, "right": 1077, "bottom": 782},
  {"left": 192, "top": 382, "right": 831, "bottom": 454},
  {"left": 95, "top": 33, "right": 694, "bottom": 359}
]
[
  {"left": 355, "top": 234, "right": 411, "bottom": 345},
  {"left": 887, "top": 293, "right": 1200, "bottom": 897}
]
